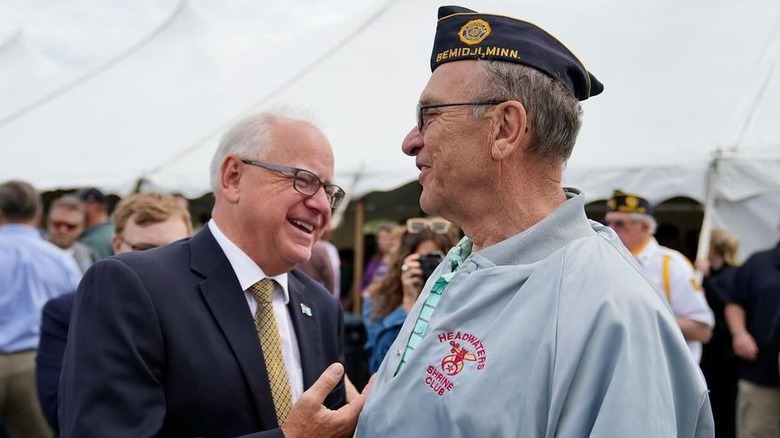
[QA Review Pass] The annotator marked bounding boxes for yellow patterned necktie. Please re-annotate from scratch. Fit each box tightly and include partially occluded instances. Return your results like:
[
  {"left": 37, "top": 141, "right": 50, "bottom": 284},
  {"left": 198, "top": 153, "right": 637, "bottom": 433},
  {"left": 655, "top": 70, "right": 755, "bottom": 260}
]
[{"left": 250, "top": 279, "right": 293, "bottom": 425}]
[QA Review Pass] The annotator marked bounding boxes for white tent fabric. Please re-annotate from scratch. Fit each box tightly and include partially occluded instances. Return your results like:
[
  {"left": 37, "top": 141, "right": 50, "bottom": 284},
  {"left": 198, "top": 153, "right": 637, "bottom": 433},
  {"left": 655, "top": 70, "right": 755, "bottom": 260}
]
[{"left": 1, "top": 0, "right": 779, "bottom": 258}]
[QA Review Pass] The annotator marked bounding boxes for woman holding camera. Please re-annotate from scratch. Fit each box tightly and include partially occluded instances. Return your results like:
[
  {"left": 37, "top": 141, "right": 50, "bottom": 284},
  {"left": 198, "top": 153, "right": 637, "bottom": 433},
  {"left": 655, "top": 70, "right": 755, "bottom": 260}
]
[{"left": 362, "top": 218, "right": 458, "bottom": 373}]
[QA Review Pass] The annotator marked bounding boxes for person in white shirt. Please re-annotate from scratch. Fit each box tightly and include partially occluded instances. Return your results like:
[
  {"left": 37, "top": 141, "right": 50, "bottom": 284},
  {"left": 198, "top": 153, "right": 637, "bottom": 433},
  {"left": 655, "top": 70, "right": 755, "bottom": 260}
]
[{"left": 605, "top": 189, "right": 714, "bottom": 362}]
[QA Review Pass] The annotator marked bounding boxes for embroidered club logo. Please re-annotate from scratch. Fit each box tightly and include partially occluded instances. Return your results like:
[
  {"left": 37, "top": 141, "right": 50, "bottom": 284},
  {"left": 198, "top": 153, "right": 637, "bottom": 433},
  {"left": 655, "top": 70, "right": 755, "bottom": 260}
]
[
  {"left": 441, "top": 341, "right": 476, "bottom": 376},
  {"left": 423, "top": 331, "right": 487, "bottom": 397},
  {"left": 458, "top": 19, "right": 491, "bottom": 45}
]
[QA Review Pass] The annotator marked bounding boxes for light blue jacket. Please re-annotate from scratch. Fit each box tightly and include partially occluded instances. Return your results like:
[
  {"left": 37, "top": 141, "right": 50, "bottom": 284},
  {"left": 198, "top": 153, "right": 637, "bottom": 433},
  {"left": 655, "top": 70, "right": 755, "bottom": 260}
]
[{"left": 355, "top": 190, "right": 714, "bottom": 438}]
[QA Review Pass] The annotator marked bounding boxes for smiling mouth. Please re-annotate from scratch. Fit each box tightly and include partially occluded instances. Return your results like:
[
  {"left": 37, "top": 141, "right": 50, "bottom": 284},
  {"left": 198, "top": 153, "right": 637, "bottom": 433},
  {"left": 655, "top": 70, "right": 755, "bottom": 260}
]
[{"left": 289, "top": 218, "right": 316, "bottom": 234}]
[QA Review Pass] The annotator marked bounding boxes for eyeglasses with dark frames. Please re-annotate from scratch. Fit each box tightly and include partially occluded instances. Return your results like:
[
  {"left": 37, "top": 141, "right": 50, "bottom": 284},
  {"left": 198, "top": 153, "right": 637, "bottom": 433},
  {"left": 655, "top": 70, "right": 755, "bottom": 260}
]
[
  {"left": 416, "top": 101, "right": 506, "bottom": 132},
  {"left": 241, "top": 159, "right": 346, "bottom": 209}
]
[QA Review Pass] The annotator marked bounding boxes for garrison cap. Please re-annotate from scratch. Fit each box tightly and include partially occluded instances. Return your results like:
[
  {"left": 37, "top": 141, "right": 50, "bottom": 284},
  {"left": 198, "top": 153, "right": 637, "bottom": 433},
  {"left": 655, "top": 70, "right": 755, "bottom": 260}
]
[
  {"left": 431, "top": 5, "right": 604, "bottom": 101},
  {"left": 607, "top": 190, "right": 653, "bottom": 216}
]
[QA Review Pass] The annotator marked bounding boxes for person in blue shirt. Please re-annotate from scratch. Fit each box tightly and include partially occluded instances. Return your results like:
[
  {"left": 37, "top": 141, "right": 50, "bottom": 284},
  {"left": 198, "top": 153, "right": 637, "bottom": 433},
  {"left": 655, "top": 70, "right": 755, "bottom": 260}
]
[{"left": 0, "top": 180, "right": 80, "bottom": 438}]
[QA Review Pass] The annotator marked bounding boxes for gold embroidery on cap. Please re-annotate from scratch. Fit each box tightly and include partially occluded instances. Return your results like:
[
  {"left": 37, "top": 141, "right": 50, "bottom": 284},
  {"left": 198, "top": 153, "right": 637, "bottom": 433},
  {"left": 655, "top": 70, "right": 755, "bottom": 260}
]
[
  {"left": 626, "top": 196, "right": 638, "bottom": 209},
  {"left": 459, "top": 19, "right": 491, "bottom": 45}
]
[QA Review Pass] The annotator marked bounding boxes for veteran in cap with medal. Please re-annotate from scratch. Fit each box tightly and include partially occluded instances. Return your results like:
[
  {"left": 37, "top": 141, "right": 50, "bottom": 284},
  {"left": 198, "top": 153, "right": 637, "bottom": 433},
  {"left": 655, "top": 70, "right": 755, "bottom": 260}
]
[
  {"left": 605, "top": 190, "right": 714, "bottom": 364},
  {"left": 354, "top": 6, "right": 714, "bottom": 437}
]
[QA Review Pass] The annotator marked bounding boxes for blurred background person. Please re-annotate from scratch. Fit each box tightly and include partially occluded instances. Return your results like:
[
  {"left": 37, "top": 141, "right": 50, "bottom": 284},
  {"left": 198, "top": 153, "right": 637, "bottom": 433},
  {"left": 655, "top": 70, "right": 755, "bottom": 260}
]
[
  {"left": 362, "top": 217, "right": 458, "bottom": 373},
  {"left": 0, "top": 180, "right": 80, "bottom": 438},
  {"left": 360, "top": 222, "right": 397, "bottom": 293},
  {"left": 46, "top": 195, "right": 96, "bottom": 274},
  {"left": 36, "top": 192, "right": 193, "bottom": 437},
  {"left": 605, "top": 190, "right": 714, "bottom": 363},
  {"left": 320, "top": 228, "right": 341, "bottom": 301},
  {"left": 299, "top": 233, "right": 337, "bottom": 297},
  {"left": 725, "top": 216, "right": 780, "bottom": 438},
  {"left": 698, "top": 228, "right": 741, "bottom": 438},
  {"left": 76, "top": 188, "right": 114, "bottom": 259}
]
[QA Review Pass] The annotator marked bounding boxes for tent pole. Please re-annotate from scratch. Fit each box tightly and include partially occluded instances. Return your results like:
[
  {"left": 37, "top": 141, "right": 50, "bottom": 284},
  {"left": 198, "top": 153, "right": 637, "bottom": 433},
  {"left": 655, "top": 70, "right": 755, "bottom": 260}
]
[
  {"left": 350, "top": 198, "right": 366, "bottom": 315},
  {"left": 695, "top": 154, "right": 721, "bottom": 280}
]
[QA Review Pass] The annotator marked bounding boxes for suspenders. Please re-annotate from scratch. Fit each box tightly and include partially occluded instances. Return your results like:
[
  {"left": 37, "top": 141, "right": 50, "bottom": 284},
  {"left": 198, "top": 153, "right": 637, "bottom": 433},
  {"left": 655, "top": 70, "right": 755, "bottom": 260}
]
[{"left": 661, "top": 254, "right": 672, "bottom": 302}]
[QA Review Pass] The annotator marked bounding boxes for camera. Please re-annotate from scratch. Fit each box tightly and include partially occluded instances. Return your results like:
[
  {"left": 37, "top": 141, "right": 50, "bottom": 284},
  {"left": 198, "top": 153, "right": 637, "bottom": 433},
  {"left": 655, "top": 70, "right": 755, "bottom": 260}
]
[{"left": 418, "top": 251, "right": 445, "bottom": 282}]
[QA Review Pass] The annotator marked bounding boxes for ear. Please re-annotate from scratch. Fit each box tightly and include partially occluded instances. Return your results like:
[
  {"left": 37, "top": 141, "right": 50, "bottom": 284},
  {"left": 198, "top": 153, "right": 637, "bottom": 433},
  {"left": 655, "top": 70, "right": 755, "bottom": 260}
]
[
  {"left": 220, "top": 155, "right": 243, "bottom": 203},
  {"left": 111, "top": 235, "right": 122, "bottom": 254},
  {"left": 491, "top": 101, "right": 529, "bottom": 161}
]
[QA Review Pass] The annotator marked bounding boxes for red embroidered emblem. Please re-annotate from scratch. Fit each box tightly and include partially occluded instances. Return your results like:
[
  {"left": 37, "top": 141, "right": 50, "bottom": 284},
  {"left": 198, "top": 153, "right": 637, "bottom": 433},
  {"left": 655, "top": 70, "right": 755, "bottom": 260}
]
[
  {"left": 423, "top": 331, "right": 488, "bottom": 397},
  {"left": 441, "top": 341, "right": 476, "bottom": 376}
]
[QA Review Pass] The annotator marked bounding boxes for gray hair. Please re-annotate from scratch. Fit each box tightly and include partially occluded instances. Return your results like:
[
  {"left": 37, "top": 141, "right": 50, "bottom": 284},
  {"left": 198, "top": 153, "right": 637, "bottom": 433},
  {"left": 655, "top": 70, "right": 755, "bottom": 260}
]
[
  {"left": 631, "top": 213, "right": 658, "bottom": 235},
  {"left": 209, "top": 108, "right": 318, "bottom": 192},
  {"left": 470, "top": 60, "right": 583, "bottom": 162}
]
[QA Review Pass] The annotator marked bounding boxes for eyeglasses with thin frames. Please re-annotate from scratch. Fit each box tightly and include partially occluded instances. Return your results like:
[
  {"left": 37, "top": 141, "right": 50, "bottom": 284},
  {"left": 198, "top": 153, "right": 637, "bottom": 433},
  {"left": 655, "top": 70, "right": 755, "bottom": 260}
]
[
  {"left": 241, "top": 159, "right": 346, "bottom": 209},
  {"left": 416, "top": 101, "right": 506, "bottom": 132}
]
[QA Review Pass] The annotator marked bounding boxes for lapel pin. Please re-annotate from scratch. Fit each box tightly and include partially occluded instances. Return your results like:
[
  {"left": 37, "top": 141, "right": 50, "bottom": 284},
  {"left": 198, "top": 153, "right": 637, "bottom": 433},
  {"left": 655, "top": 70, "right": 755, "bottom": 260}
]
[{"left": 300, "top": 303, "right": 312, "bottom": 317}]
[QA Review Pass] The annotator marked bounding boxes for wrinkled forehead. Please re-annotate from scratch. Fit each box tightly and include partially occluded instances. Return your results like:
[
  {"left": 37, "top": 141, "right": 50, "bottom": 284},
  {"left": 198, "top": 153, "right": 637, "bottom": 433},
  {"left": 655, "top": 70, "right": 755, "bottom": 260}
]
[{"left": 420, "top": 60, "right": 482, "bottom": 102}]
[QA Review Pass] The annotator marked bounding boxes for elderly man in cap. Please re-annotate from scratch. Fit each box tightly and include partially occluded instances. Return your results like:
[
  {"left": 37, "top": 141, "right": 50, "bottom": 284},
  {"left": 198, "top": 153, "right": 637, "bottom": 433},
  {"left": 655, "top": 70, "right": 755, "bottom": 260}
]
[
  {"left": 605, "top": 190, "right": 714, "bottom": 363},
  {"left": 355, "top": 6, "right": 713, "bottom": 437}
]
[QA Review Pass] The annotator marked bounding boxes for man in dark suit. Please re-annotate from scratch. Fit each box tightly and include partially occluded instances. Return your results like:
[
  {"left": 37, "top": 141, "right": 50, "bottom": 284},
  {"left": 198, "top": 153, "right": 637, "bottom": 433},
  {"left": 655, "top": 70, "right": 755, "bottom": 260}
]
[
  {"left": 59, "top": 111, "right": 365, "bottom": 437},
  {"left": 37, "top": 192, "right": 194, "bottom": 437}
]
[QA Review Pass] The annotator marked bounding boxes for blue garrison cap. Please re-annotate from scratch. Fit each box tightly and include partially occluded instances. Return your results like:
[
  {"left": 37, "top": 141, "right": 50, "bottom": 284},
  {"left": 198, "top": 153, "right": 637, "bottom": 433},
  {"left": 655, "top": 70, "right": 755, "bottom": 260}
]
[
  {"left": 607, "top": 190, "right": 653, "bottom": 216},
  {"left": 431, "top": 5, "right": 604, "bottom": 101}
]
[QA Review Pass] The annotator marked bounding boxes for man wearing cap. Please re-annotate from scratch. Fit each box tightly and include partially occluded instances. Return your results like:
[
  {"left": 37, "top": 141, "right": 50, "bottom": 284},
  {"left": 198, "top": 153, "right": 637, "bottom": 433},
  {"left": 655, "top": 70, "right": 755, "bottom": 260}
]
[
  {"left": 355, "top": 6, "right": 713, "bottom": 437},
  {"left": 76, "top": 187, "right": 114, "bottom": 259},
  {"left": 605, "top": 190, "right": 714, "bottom": 363}
]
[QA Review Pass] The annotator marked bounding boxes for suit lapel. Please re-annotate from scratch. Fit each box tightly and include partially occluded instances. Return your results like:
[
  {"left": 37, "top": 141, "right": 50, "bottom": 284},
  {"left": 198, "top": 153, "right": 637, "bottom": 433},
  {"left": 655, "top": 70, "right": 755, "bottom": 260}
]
[
  {"left": 190, "top": 228, "right": 279, "bottom": 428},
  {"left": 287, "top": 272, "right": 325, "bottom": 388}
]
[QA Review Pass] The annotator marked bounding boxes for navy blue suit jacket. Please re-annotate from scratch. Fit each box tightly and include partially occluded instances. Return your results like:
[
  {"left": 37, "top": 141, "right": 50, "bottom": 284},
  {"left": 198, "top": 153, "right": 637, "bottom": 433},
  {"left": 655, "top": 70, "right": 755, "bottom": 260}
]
[
  {"left": 59, "top": 227, "right": 346, "bottom": 437},
  {"left": 37, "top": 291, "right": 74, "bottom": 437}
]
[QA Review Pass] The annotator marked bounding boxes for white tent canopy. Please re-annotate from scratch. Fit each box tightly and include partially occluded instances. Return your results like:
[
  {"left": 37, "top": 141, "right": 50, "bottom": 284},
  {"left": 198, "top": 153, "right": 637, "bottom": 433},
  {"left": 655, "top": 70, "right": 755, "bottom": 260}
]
[{"left": 1, "top": 0, "right": 779, "bottom": 258}]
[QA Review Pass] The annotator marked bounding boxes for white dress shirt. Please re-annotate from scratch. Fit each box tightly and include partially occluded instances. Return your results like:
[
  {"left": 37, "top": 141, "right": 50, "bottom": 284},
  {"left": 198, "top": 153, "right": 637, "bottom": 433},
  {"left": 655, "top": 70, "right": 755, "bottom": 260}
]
[{"left": 208, "top": 220, "right": 304, "bottom": 401}]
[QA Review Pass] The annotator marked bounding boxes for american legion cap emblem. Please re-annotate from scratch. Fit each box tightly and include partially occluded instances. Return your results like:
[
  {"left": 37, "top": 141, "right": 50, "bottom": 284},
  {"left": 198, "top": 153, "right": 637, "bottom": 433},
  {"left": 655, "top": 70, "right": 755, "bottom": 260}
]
[{"left": 459, "top": 19, "right": 491, "bottom": 45}]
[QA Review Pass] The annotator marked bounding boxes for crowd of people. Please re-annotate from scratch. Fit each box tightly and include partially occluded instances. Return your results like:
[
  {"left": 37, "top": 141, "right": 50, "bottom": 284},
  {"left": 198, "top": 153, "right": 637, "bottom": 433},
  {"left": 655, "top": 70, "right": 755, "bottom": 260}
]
[{"left": 2, "top": 4, "right": 780, "bottom": 438}]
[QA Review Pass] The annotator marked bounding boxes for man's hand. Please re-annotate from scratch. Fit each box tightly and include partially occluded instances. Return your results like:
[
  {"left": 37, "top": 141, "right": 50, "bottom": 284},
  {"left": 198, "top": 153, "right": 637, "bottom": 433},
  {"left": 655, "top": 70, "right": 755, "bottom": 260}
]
[
  {"left": 344, "top": 374, "right": 359, "bottom": 404},
  {"left": 281, "top": 363, "right": 371, "bottom": 438},
  {"left": 733, "top": 331, "right": 759, "bottom": 361}
]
